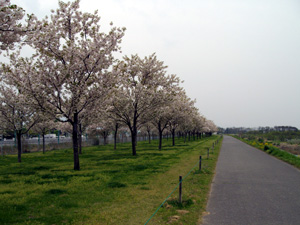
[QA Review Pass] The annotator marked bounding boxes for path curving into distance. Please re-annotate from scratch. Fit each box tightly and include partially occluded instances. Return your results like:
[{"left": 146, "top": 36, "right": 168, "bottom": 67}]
[{"left": 202, "top": 135, "right": 300, "bottom": 225}]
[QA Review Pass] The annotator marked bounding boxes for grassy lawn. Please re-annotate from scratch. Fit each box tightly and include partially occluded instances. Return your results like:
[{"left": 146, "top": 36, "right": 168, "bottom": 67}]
[{"left": 0, "top": 135, "right": 222, "bottom": 225}]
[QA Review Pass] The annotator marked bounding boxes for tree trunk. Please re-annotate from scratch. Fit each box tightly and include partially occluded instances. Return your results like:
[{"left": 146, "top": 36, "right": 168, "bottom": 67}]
[
  {"left": 72, "top": 113, "right": 80, "bottom": 170},
  {"left": 16, "top": 131, "right": 22, "bottom": 163},
  {"left": 103, "top": 133, "right": 107, "bottom": 145},
  {"left": 158, "top": 121, "right": 163, "bottom": 150},
  {"left": 79, "top": 123, "right": 82, "bottom": 154},
  {"left": 42, "top": 133, "right": 45, "bottom": 154},
  {"left": 172, "top": 129, "right": 175, "bottom": 146},
  {"left": 148, "top": 131, "right": 151, "bottom": 144},
  {"left": 114, "top": 123, "right": 119, "bottom": 150},
  {"left": 131, "top": 128, "right": 137, "bottom": 156},
  {"left": 159, "top": 129, "right": 163, "bottom": 150},
  {"left": 131, "top": 108, "right": 138, "bottom": 156}
]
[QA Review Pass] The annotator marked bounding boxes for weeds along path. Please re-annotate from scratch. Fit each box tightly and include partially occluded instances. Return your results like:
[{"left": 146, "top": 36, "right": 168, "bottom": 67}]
[
  {"left": 203, "top": 135, "right": 300, "bottom": 225},
  {"left": 0, "top": 136, "right": 221, "bottom": 225}
]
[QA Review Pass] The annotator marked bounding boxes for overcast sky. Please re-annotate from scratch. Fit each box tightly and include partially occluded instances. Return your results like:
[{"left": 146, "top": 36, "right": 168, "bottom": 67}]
[{"left": 12, "top": 0, "right": 300, "bottom": 128}]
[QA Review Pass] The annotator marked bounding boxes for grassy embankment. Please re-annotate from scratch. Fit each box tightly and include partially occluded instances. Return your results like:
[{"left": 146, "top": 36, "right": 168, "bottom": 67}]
[
  {"left": 233, "top": 135, "right": 300, "bottom": 169},
  {"left": 0, "top": 135, "right": 222, "bottom": 225}
]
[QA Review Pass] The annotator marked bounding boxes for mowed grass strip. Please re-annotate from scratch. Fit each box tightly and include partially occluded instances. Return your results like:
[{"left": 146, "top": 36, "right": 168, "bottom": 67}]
[
  {"left": 146, "top": 136, "right": 222, "bottom": 225},
  {"left": 0, "top": 136, "right": 222, "bottom": 225}
]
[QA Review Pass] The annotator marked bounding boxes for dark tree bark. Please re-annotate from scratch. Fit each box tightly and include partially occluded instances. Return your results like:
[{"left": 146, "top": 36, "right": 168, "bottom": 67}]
[
  {"left": 158, "top": 121, "right": 163, "bottom": 150},
  {"left": 155, "top": 120, "right": 169, "bottom": 150},
  {"left": 103, "top": 131, "right": 109, "bottom": 145},
  {"left": 72, "top": 112, "right": 80, "bottom": 170},
  {"left": 147, "top": 130, "right": 151, "bottom": 144},
  {"left": 172, "top": 128, "right": 175, "bottom": 146},
  {"left": 16, "top": 131, "right": 22, "bottom": 163},
  {"left": 114, "top": 123, "right": 119, "bottom": 150},
  {"left": 130, "top": 126, "right": 137, "bottom": 156},
  {"left": 79, "top": 123, "right": 82, "bottom": 154},
  {"left": 130, "top": 108, "right": 138, "bottom": 156},
  {"left": 42, "top": 133, "right": 45, "bottom": 154}
]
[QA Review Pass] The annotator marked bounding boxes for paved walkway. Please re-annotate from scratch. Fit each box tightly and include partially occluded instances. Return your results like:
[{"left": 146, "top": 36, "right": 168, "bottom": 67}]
[{"left": 203, "top": 136, "right": 300, "bottom": 225}]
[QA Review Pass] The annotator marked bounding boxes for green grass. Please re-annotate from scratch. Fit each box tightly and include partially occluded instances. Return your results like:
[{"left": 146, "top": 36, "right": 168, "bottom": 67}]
[
  {"left": 0, "top": 136, "right": 222, "bottom": 225},
  {"left": 233, "top": 135, "right": 300, "bottom": 169}
]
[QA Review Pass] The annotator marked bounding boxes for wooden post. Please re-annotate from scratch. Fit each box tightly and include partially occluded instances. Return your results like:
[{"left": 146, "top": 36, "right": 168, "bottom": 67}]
[
  {"left": 207, "top": 147, "right": 209, "bottom": 159},
  {"left": 179, "top": 176, "right": 182, "bottom": 204},
  {"left": 199, "top": 156, "right": 202, "bottom": 171}
]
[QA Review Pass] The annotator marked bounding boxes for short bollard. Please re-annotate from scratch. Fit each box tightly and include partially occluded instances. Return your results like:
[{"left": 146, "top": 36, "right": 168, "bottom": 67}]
[
  {"left": 207, "top": 147, "right": 209, "bottom": 159},
  {"left": 179, "top": 176, "right": 182, "bottom": 204},
  {"left": 199, "top": 156, "right": 202, "bottom": 171}
]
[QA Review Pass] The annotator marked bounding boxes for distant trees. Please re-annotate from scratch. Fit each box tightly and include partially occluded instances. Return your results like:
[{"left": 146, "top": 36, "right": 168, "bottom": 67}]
[{"left": 224, "top": 126, "right": 298, "bottom": 135}]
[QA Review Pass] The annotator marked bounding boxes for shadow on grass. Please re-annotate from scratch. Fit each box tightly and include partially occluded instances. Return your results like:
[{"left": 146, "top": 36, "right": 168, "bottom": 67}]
[
  {"left": 33, "top": 166, "right": 51, "bottom": 171},
  {"left": 107, "top": 181, "right": 127, "bottom": 188},
  {"left": 46, "top": 189, "right": 68, "bottom": 195},
  {"left": 98, "top": 153, "right": 136, "bottom": 161}
]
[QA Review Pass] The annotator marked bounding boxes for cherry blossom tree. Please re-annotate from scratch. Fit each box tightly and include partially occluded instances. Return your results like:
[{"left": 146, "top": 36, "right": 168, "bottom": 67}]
[
  {"left": 4, "top": 0, "right": 125, "bottom": 170},
  {"left": 87, "top": 115, "right": 113, "bottom": 146},
  {"left": 202, "top": 119, "right": 218, "bottom": 136},
  {"left": 151, "top": 106, "right": 171, "bottom": 150},
  {"left": 0, "top": 0, "right": 25, "bottom": 51},
  {"left": 0, "top": 82, "right": 38, "bottom": 162},
  {"left": 31, "top": 115, "right": 56, "bottom": 154},
  {"left": 109, "top": 53, "right": 180, "bottom": 156},
  {"left": 109, "top": 117, "right": 121, "bottom": 150},
  {"left": 167, "top": 91, "right": 195, "bottom": 146},
  {"left": 99, "top": 107, "right": 123, "bottom": 150},
  {"left": 141, "top": 122, "right": 155, "bottom": 144},
  {"left": 191, "top": 113, "right": 206, "bottom": 139}
]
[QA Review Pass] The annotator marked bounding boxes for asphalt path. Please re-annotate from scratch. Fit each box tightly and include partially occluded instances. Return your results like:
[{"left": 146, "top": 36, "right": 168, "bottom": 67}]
[{"left": 202, "top": 135, "right": 300, "bottom": 225}]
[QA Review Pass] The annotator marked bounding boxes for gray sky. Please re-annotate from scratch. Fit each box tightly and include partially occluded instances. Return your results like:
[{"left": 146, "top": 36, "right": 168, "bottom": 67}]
[{"left": 12, "top": 0, "right": 300, "bottom": 128}]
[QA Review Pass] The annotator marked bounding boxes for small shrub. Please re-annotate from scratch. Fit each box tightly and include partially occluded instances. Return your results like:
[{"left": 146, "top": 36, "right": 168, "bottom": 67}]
[
  {"left": 258, "top": 138, "right": 264, "bottom": 143},
  {"left": 167, "top": 198, "right": 194, "bottom": 209}
]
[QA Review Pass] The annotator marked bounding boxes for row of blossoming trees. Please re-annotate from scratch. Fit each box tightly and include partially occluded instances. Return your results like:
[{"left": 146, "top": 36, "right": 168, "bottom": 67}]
[{"left": 0, "top": 0, "right": 217, "bottom": 170}]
